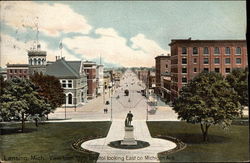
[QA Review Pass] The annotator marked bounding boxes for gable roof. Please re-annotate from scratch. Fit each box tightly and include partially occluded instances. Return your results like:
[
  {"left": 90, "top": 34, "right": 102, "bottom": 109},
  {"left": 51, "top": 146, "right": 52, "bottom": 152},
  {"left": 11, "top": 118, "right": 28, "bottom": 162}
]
[{"left": 45, "top": 59, "right": 80, "bottom": 78}]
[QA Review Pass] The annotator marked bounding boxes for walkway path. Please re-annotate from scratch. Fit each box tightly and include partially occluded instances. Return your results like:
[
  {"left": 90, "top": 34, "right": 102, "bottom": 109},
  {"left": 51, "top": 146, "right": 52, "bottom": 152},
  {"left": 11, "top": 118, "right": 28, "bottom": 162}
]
[{"left": 81, "top": 70, "right": 177, "bottom": 162}]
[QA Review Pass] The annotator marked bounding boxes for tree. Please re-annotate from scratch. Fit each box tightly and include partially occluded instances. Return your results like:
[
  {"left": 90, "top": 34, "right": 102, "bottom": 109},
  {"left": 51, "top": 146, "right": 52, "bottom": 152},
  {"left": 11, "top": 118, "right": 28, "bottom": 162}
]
[
  {"left": 0, "top": 75, "right": 7, "bottom": 96},
  {"left": 173, "top": 72, "right": 240, "bottom": 142},
  {"left": 0, "top": 77, "right": 50, "bottom": 132},
  {"left": 226, "top": 68, "right": 248, "bottom": 117},
  {"left": 30, "top": 72, "right": 65, "bottom": 112}
]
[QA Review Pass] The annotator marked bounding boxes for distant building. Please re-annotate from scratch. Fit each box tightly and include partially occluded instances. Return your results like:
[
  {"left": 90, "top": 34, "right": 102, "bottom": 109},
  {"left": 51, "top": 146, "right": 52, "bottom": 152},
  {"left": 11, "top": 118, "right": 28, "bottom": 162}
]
[
  {"left": 6, "top": 64, "right": 29, "bottom": 80},
  {"left": 28, "top": 44, "right": 47, "bottom": 75},
  {"left": 148, "top": 72, "right": 156, "bottom": 89},
  {"left": 169, "top": 38, "right": 247, "bottom": 101},
  {"left": 96, "top": 64, "right": 104, "bottom": 95},
  {"left": 45, "top": 58, "right": 88, "bottom": 107},
  {"left": 82, "top": 61, "right": 97, "bottom": 99},
  {"left": 155, "top": 55, "right": 171, "bottom": 95}
]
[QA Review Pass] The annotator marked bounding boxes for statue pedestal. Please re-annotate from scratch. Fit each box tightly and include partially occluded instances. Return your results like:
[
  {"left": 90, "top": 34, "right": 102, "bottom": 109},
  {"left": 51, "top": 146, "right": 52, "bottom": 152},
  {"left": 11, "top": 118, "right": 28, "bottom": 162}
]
[{"left": 121, "top": 126, "right": 137, "bottom": 146}]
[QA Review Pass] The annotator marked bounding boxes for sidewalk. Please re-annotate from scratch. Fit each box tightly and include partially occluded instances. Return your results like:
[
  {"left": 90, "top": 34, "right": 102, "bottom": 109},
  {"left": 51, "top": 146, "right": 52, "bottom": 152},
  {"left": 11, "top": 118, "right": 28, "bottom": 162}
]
[{"left": 81, "top": 120, "right": 176, "bottom": 163}]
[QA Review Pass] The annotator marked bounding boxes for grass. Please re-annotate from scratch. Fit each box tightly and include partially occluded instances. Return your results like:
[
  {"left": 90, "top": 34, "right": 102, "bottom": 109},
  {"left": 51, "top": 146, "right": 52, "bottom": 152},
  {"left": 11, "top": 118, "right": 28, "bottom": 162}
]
[
  {"left": 147, "top": 121, "right": 249, "bottom": 162},
  {"left": 0, "top": 121, "right": 111, "bottom": 163}
]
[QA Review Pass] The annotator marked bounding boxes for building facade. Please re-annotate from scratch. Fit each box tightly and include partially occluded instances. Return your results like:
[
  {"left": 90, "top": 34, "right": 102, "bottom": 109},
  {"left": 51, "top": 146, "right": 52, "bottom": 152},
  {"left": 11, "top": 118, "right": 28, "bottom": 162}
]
[
  {"left": 6, "top": 64, "right": 29, "bottom": 80},
  {"left": 155, "top": 55, "right": 171, "bottom": 95},
  {"left": 169, "top": 39, "right": 247, "bottom": 100},
  {"left": 45, "top": 58, "right": 88, "bottom": 107},
  {"left": 96, "top": 65, "right": 104, "bottom": 95},
  {"left": 28, "top": 45, "right": 47, "bottom": 75},
  {"left": 82, "top": 61, "right": 97, "bottom": 99}
]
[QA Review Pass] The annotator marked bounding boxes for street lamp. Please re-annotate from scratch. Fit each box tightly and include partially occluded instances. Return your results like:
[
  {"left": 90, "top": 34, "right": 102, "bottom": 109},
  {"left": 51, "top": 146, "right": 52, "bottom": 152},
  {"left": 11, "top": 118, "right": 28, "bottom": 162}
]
[
  {"left": 111, "top": 96, "right": 113, "bottom": 121},
  {"left": 65, "top": 95, "right": 67, "bottom": 120}
]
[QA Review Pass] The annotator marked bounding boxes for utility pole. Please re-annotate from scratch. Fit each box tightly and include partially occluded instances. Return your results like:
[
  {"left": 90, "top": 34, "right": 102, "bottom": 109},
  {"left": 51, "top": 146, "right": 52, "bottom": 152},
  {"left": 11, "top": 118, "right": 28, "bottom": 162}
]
[
  {"left": 111, "top": 96, "right": 113, "bottom": 121},
  {"left": 65, "top": 96, "right": 67, "bottom": 120}
]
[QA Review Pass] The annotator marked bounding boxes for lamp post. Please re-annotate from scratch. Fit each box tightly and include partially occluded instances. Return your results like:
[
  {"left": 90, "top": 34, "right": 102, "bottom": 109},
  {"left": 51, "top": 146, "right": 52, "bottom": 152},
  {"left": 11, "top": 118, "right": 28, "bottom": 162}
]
[
  {"left": 146, "top": 99, "right": 148, "bottom": 121},
  {"left": 74, "top": 97, "right": 77, "bottom": 112},
  {"left": 65, "top": 95, "right": 67, "bottom": 120},
  {"left": 111, "top": 96, "right": 113, "bottom": 121}
]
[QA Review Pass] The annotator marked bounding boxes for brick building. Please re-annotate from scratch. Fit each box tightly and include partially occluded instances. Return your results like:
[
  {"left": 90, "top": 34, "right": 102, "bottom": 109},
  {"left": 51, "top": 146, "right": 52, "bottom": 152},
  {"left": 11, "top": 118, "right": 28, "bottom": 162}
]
[
  {"left": 6, "top": 64, "right": 29, "bottom": 80},
  {"left": 82, "top": 61, "right": 97, "bottom": 99},
  {"left": 169, "top": 38, "right": 247, "bottom": 101},
  {"left": 155, "top": 55, "right": 171, "bottom": 95}
]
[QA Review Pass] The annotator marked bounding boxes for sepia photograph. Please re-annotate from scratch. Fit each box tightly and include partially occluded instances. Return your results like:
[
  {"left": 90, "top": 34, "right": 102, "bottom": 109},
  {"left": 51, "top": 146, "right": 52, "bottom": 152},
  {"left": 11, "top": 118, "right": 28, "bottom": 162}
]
[{"left": 0, "top": 0, "right": 248, "bottom": 162}]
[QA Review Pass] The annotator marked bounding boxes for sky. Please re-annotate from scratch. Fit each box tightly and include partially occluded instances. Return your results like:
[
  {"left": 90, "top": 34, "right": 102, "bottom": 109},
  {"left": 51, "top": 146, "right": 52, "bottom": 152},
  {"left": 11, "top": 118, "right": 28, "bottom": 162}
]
[{"left": 0, "top": 1, "right": 246, "bottom": 68}]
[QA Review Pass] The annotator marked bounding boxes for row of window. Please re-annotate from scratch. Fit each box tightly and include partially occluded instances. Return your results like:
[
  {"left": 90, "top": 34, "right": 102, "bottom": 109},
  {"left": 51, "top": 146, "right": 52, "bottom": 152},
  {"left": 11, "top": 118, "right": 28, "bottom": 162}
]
[
  {"left": 61, "top": 80, "right": 73, "bottom": 88},
  {"left": 182, "top": 67, "right": 232, "bottom": 74},
  {"left": 9, "top": 69, "right": 28, "bottom": 74},
  {"left": 181, "top": 47, "right": 242, "bottom": 55},
  {"left": 182, "top": 58, "right": 242, "bottom": 65},
  {"left": 9, "top": 75, "right": 27, "bottom": 78}
]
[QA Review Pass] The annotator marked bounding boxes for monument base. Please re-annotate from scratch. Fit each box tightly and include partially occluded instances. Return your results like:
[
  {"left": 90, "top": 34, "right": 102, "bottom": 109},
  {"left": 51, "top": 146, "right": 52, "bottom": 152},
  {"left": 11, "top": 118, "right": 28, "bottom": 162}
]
[{"left": 121, "top": 126, "right": 137, "bottom": 146}]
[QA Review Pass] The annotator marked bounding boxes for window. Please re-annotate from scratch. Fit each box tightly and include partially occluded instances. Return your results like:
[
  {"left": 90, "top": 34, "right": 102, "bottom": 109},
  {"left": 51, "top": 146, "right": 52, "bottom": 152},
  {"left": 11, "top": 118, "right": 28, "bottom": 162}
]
[
  {"left": 23, "top": 70, "right": 27, "bottom": 73},
  {"left": 203, "top": 68, "right": 209, "bottom": 72},
  {"left": 68, "top": 80, "right": 72, "bottom": 88},
  {"left": 193, "top": 58, "right": 197, "bottom": 64},
  {"left": 236, "top": 58, "right": 241, "bottom": 64},
  {"left": 215, "top": 68, "right": 220, "bottom": 73},
  {"left": 225, "top": 58, "right": 231, "bottom": 64},
  {"left": 182, "top": 47, "right": 187, "bottom": 54},
  {"left": 203, "top": 47, "right": 209, "bottom": 54},
  {"left": 166, "top": 64, "right": 168, "bottom": 68},
  {"left": 10, "top": 69, "right": 13, "bottom": 73},
  {"left": 225, "top": 47, "right": 230, "bottom": 55},
  {"left": 182, "top": 58, "right": 187, "bottom": 64},
  {"left": 204, "top": 58, "right": 209, "bottom": 64},
  {"left": 182, "top": 68, "right": 187, "bottom": 73},
  {"left": 236, "top": 47, "right": 241, "bottom": 54},
  {"left": 214, "top": 47, "right": 220, "bottom": 54},
  {"left": 194, "top": 68, "right": 197, "bottom": 73},
  {"left": 182, "top": 77, "right": 187, "bottom": 83},
  {"left": 193, "top": 47, "right": 198, "bottom": 55},
  {"left": 62, "top": 80, "right": 66, "bottom": 88},
  {"left": 214, "top": 58, "right": 220, "bottom": 64},
  {"left": 15, "top": 70, "right": 17, "bottom": 73},
  {"left": 225, "top": 68, "right": 231, "bottom": 73}
]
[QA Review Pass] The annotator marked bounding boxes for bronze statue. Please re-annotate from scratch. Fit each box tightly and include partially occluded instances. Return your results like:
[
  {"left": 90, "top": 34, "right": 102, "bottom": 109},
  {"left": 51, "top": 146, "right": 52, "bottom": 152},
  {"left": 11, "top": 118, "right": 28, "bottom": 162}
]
[{"left": 125, "top": 111, "right": 133, "bottom": 127}]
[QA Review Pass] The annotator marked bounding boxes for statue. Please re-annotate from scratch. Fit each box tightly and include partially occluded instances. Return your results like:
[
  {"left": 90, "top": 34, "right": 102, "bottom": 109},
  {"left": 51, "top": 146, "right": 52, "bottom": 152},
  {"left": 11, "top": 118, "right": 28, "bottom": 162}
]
[{"left": 125, "top": 111, "right": 133, "bottom": 127}]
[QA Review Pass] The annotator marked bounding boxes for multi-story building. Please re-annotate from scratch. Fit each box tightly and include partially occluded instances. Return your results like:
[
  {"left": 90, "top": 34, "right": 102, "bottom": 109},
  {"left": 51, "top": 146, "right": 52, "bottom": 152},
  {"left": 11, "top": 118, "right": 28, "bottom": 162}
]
[
  {"left": 82, "top": 61, "right": 97, "bottom": 99},
  {"left": 45, "top": 58, "right": 88, "bottom": 107},
  {"left": 96, "top": 64, "right": 104, "bottom": 95},
  {"left": 155, "top": 55, "right": 171, "bottom": 95},
  {"left": 169, "top": 38, "right": 247, "bottom": 101},
  {"left": 137, "top": 69, "right": 149, "bottom": 84},
  {"left": 28, "top": 44, "right": 47, "bottom": 75},
  {"left": 6, "top": 64, "right": 29, "bottom": 80}
]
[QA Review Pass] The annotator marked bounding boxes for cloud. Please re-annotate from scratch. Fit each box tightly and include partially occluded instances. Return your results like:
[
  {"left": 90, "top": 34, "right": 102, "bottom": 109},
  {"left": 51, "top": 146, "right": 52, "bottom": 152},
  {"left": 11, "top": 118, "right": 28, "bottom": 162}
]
[
  {"left": 63, "top": 28, "right": 169, "bottom": 67},
  {"left": 0, "top": 1, "right": 92, "bottom": 36},
  {"left": 0, "top": 33, "right": 78, "bottom": 67}
]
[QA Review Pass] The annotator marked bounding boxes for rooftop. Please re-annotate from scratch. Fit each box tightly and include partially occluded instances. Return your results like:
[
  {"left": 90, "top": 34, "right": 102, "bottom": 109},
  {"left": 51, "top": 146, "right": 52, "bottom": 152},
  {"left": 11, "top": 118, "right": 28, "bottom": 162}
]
[
  {"left": 169, "top": 38, "right": 246, "bottom": 46},
  {"left": 45, "top": 58, "right": 84, "bottom": 79},
  {"left": 6, "top": 64, "right": 29, "bottom": 67}
]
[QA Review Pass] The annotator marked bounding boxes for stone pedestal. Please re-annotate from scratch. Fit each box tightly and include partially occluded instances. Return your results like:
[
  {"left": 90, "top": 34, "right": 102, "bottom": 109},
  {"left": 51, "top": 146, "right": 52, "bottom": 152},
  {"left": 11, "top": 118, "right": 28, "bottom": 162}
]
[{"left": 121, "top": 126, "right": 137, "bottom": 146}]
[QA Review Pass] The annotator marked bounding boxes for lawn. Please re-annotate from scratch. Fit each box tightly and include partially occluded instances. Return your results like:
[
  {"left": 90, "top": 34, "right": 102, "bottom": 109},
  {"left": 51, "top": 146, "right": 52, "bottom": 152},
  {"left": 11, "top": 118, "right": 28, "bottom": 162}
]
[
  {"left": 147, "top": 121, "right": 249, "bottom": 162},
  {"left": 0, "top": 121, "right": 111, "bottom": 163}
]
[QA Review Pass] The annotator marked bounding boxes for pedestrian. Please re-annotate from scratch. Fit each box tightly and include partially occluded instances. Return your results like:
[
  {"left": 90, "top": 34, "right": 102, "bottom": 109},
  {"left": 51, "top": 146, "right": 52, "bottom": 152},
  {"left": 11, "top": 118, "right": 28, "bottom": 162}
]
[{"left": 104, "top": 108, "right": 106, "bottom": 114}]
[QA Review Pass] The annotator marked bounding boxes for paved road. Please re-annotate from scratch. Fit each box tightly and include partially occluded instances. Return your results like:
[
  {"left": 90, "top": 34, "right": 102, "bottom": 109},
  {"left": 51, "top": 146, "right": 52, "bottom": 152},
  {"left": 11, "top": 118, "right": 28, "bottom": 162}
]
[{"left": 81, "top": 70, "right": 177, "bottom": 162}]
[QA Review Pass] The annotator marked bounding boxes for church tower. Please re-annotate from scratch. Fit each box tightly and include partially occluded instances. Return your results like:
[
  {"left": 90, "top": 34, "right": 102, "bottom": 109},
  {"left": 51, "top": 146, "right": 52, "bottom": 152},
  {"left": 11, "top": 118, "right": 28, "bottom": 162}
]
[{"left": 28, "top": 44, "right": 47, "bottom": 75}]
